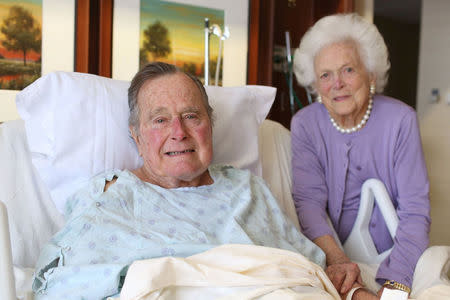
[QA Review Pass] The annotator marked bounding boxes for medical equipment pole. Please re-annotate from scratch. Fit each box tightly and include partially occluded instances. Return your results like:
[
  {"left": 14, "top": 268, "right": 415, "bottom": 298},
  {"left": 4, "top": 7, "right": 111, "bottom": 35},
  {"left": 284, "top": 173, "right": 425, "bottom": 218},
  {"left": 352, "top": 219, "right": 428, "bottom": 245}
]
[
  {"left": 215, "top": 37, "right": 222, "bottom": 86},
  {"left": 204, "top": 18, "right": 210, "bottom": 86},
  {"left": 285, "top": 31, "right": 294, "bottom": 116},
  {"left": 214, "top": 26, "right": 229, "bottom": 86},
  {"left": 0, "top": 202, "right": 16, "bottom": 300}
]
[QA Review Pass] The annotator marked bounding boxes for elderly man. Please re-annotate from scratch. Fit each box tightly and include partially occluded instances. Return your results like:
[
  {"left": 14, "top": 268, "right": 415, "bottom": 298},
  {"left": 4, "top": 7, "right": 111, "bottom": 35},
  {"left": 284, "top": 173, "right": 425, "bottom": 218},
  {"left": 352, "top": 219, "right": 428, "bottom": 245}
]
[{"left": 32, "top": 62, "right": 325, "bottom": 299}]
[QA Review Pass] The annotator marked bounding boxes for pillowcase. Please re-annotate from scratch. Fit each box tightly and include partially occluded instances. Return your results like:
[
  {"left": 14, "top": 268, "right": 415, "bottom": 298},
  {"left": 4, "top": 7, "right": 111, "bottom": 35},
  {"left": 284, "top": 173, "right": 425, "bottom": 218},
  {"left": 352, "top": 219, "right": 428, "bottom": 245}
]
[{"left": 16, "top": 71, "right": 275, "bottom": 213}]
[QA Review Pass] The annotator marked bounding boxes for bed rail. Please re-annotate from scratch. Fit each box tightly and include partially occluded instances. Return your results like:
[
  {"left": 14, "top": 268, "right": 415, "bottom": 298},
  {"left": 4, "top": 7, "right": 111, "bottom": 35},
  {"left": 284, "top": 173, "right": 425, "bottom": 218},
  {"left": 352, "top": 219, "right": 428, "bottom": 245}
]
[{"left": 343, "top": 178, "right": 398, "bottom": 264}]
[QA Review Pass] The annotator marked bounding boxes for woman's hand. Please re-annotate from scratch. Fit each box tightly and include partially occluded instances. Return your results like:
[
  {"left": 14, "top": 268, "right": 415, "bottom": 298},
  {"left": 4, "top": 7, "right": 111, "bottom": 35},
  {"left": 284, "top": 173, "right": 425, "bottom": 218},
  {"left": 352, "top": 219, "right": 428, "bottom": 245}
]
[
  {"left": 349, "top": 287, "right": 379, "bottom": 300},
  {"left": 326, "top": 260, "right": 363, "bottom": 294},
  {"left": 313, "top": 235, "right": 363, "bottom": 294},
  {"left": 376, "top": 287, "right": 384, "bottom": 298}
]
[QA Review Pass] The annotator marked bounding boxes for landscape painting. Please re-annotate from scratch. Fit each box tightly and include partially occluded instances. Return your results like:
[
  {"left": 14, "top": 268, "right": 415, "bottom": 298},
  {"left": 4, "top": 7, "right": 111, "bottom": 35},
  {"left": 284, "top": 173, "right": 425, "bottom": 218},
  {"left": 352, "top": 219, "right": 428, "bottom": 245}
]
[
  {"left": 140, "top": 0, "right": 224, "bottom": 85},
  {"left": 0, "top": 0, "right": 41, "bottom": 91}
]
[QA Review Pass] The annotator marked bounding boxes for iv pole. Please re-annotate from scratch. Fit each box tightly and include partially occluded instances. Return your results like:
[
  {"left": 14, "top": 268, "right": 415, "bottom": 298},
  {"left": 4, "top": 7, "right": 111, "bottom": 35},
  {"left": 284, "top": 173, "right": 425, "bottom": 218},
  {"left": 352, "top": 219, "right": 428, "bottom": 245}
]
[{"left": 204, "top": 18, "right": 229, "bottom": 86}]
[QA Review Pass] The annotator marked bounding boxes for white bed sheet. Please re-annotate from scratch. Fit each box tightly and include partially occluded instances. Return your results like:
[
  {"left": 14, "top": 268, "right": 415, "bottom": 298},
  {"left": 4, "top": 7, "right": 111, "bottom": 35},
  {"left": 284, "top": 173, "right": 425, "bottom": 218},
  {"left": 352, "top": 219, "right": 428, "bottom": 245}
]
[
  {"left": 0, "top": 120, "right": 64, "bottom": 268},
  {"left": 112, "top": 244, "right": 340, "bottom": 300}
]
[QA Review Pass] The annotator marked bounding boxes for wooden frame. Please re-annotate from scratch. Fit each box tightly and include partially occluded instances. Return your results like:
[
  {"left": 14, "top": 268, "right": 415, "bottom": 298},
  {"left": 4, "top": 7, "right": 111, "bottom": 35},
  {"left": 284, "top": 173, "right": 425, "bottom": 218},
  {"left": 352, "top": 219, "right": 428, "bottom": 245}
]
[
  {"left": 75, "top": 0, "right": 113, "bottom": 77},
  {"left": 98, "top": 0, "right": 113, "bottom": 77},
  {"left": 247, "top": 0, "right": 275, "bottom": 86},
  {"left": 76, "top": 0, "right": 89, "bottom": 73}
]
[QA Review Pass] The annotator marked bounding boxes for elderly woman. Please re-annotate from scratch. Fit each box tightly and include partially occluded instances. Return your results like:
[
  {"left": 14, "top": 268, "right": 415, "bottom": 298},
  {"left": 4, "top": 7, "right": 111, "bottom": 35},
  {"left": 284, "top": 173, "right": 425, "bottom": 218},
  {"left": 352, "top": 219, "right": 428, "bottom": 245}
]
[
  {"left": 291, "top": 14, "right": 430, "bottom": 300},
  {"left": 32, "top": 62, "right": 325, "bottom": 299}
]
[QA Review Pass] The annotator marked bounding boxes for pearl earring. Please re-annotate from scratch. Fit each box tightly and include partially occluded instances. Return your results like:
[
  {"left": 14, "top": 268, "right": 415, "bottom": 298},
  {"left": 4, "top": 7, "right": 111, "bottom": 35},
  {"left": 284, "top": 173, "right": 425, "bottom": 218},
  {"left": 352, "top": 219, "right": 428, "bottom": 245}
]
[
  {"left": 370, "top": 83, "right": 376, "bottom": 95},
  {"left": 316, "top": 95, "right": 322, "bottom": 103}
]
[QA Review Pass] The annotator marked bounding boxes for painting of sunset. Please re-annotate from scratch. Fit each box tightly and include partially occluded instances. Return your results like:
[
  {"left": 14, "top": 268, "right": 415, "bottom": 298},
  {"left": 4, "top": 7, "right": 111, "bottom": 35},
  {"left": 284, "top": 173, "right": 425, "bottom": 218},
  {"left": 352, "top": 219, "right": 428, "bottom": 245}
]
[
  {"left": 140, "top": 0, "right": 224, "bottom": 85},
  {"left": 0, "top": 0, "right": 41, "bottom": 90}
]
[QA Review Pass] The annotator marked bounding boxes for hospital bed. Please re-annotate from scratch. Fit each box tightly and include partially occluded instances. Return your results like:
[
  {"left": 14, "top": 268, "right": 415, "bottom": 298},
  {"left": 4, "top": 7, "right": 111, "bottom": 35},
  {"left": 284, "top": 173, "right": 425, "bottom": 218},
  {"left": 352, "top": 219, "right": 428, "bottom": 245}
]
[{"left": 1, "top": 71, "right": 449, "bottom": 299}]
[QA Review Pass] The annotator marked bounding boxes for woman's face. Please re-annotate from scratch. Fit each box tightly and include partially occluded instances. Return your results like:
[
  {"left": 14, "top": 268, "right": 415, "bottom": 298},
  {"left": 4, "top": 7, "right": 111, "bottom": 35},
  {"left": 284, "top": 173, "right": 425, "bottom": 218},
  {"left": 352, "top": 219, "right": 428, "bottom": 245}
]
[
  {"left": 314, "top": 41, "right": 374, "bottom": 126},
  {"left": 132, "top": 72, "right": 213, "bottom": 188}
]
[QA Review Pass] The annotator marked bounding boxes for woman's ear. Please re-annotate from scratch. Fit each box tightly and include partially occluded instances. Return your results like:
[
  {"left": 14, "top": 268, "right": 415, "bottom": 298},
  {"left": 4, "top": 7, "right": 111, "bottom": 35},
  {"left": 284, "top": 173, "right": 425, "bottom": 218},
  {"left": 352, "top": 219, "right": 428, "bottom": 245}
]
[{"left": 370, "top": 74, "right": 376, "bottom": 86}]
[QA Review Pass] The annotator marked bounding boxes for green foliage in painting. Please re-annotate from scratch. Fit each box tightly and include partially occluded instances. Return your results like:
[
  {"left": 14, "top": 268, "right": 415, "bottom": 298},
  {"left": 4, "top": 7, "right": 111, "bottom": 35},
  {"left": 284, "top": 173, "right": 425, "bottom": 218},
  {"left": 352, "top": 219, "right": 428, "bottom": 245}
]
[
  {"left": 142, "top": 21, "right": 172, "bottom": 60},
  {"left": 0, "top": 5, "right": 41, "bottom": 66},
  {"left": 139, "top": 48, "right": 148, "bottom": 66}
]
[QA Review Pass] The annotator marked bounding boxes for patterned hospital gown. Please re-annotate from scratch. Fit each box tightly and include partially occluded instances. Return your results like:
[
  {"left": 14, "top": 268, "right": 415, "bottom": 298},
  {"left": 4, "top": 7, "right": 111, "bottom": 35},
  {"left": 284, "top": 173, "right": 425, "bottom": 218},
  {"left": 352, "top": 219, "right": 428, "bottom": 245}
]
[{"left": 33, "top": 165, "right": 325, "bottom": 299}]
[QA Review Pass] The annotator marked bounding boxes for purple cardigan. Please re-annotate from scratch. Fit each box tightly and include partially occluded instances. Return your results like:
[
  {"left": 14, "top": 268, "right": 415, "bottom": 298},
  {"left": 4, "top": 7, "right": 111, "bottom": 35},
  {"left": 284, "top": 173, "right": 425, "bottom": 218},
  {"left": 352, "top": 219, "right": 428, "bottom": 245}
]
[{"left": 291, "top": 95, "right": 430, "bottom": 287}]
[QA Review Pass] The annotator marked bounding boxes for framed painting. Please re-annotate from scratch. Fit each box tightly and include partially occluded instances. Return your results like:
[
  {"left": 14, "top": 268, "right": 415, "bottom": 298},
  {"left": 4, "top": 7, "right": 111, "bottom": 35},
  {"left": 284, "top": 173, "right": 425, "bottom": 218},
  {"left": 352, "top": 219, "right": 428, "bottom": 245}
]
[
  {"left": 112, "top": 0, "right": 249, "bottom": 86},
  {"left": 0, "top": 0, "right": 75, "bottom": 122},
  {"left": 139, "top": 0, "right": 225, "bottom": 85}
]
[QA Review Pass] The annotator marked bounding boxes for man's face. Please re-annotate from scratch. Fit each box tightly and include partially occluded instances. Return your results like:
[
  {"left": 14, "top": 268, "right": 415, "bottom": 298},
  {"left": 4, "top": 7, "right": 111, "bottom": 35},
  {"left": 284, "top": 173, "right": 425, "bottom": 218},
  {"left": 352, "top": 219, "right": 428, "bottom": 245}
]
[{"left": 132, "top": 72, "right": 213, "bottom": 187}]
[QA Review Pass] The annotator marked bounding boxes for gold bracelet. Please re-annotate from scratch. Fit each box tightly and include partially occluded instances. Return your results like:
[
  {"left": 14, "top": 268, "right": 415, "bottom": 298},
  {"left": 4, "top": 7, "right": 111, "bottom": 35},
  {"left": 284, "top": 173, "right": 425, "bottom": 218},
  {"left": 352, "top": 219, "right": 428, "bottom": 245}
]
[{"left": 383, "top": 280, "right": 411, "bottom": 294}]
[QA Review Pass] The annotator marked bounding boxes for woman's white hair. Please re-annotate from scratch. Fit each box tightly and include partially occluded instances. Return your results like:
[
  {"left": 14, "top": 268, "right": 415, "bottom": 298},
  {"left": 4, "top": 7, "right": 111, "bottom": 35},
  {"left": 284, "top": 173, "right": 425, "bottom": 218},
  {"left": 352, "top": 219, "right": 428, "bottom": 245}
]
[{"left": 293, "top": 13, "right": 390, "bottom": 95}]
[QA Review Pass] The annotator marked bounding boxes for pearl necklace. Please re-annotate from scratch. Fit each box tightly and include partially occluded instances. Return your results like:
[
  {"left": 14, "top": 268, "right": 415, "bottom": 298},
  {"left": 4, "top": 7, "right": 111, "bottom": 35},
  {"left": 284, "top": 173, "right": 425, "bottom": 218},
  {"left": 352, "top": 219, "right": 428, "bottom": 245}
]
[{"left": 329, "top": 98, "right": 373, "bottom": 134}]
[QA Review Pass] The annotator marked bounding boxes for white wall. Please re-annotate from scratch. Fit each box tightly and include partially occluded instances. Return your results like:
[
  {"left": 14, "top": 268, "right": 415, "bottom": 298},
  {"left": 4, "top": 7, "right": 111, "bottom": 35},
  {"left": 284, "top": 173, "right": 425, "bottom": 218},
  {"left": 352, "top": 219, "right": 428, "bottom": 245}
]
[
  {"left": 355, "top": 0, "right": 374, "bottom": 23},
  {"left": 416, "top": 0, "right": 450, "bottom": 119},
  {"left": 417, "top": 0, "right": 450, "bottom": 246}
]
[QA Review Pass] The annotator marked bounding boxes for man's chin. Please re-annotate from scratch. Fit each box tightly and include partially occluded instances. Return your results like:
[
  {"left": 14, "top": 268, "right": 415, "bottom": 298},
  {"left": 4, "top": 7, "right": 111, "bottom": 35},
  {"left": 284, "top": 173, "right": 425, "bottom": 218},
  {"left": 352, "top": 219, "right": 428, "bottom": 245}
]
[{"left": 165, "top": 166, "right": 207, "bottom": 181}]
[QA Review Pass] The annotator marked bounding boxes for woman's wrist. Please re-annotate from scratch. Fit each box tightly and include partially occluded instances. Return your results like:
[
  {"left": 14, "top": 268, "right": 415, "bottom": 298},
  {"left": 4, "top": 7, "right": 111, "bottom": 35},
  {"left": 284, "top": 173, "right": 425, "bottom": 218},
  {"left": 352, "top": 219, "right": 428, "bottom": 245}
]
[
  {"left": 313, "top": 234, "right": 350, "bottom": 266},
  {"left": 326, "top": 250, "right": 351, "bottom": 266},
  {"left": 350, "top": 287, "right": 378, "bottom": 300},
  {"left": 379, "top": 286, "right": 409, "bottom": 300},
  {"left": 382, "top": 280, "right": 411, "bottom": 294}
]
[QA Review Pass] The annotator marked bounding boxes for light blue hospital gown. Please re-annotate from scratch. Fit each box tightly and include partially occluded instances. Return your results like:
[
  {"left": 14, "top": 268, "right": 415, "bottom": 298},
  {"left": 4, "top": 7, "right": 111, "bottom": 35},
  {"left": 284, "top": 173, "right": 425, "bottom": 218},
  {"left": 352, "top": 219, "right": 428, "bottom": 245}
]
[{"left": 33, "top": 165, "right": 325, "bottom": 299}]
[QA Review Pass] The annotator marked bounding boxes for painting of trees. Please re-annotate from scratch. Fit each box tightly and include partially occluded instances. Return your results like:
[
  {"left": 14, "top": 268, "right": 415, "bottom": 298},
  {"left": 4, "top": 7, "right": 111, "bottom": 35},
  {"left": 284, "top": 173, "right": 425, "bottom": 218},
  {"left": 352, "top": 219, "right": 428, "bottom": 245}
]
[
  {"left": 0, "top": 2, "right": 42, "bottom": 90},
  {"left": 142, "top": 21, "right": 171, "bottom": 61},
  {"left": 140, "top": 0, "right": 224, "bottom": 84},
  {"left": 1, "top": 5, "right": 41, "bottom": 66}
]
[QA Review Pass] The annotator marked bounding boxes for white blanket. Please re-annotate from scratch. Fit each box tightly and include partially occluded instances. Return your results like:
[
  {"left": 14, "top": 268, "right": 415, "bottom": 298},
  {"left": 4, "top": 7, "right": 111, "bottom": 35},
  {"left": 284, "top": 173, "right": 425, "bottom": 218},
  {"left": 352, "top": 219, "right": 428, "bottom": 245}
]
[
  {"left": 113, "top": 244, "right": 450, "bottom": 300},
  {"left": 114, "top": 244, "right": 340, "bottom": 300}
]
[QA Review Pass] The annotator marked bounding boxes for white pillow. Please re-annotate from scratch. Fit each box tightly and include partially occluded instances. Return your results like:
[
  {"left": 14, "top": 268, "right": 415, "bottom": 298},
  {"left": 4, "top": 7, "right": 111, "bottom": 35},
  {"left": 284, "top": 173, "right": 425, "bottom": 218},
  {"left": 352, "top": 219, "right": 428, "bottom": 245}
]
[{"left": 16, "top": 71, "right": 275, "bottom": 213}]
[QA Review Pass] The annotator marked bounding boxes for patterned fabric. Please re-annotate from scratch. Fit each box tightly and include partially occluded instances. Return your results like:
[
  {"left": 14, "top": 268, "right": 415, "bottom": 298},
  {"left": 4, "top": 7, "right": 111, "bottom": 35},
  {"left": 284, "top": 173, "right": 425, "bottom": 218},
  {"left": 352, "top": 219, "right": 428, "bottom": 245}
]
[{"left": 33, "top": 165, "right": 325, "bottom": 300}]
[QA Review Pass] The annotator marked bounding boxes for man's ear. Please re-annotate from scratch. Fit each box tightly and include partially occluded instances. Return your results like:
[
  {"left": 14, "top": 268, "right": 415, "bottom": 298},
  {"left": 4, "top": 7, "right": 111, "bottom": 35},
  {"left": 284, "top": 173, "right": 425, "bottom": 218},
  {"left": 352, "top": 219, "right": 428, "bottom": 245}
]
[{"left": 130, "top": 125, "right": 142, "bottom": 156}]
